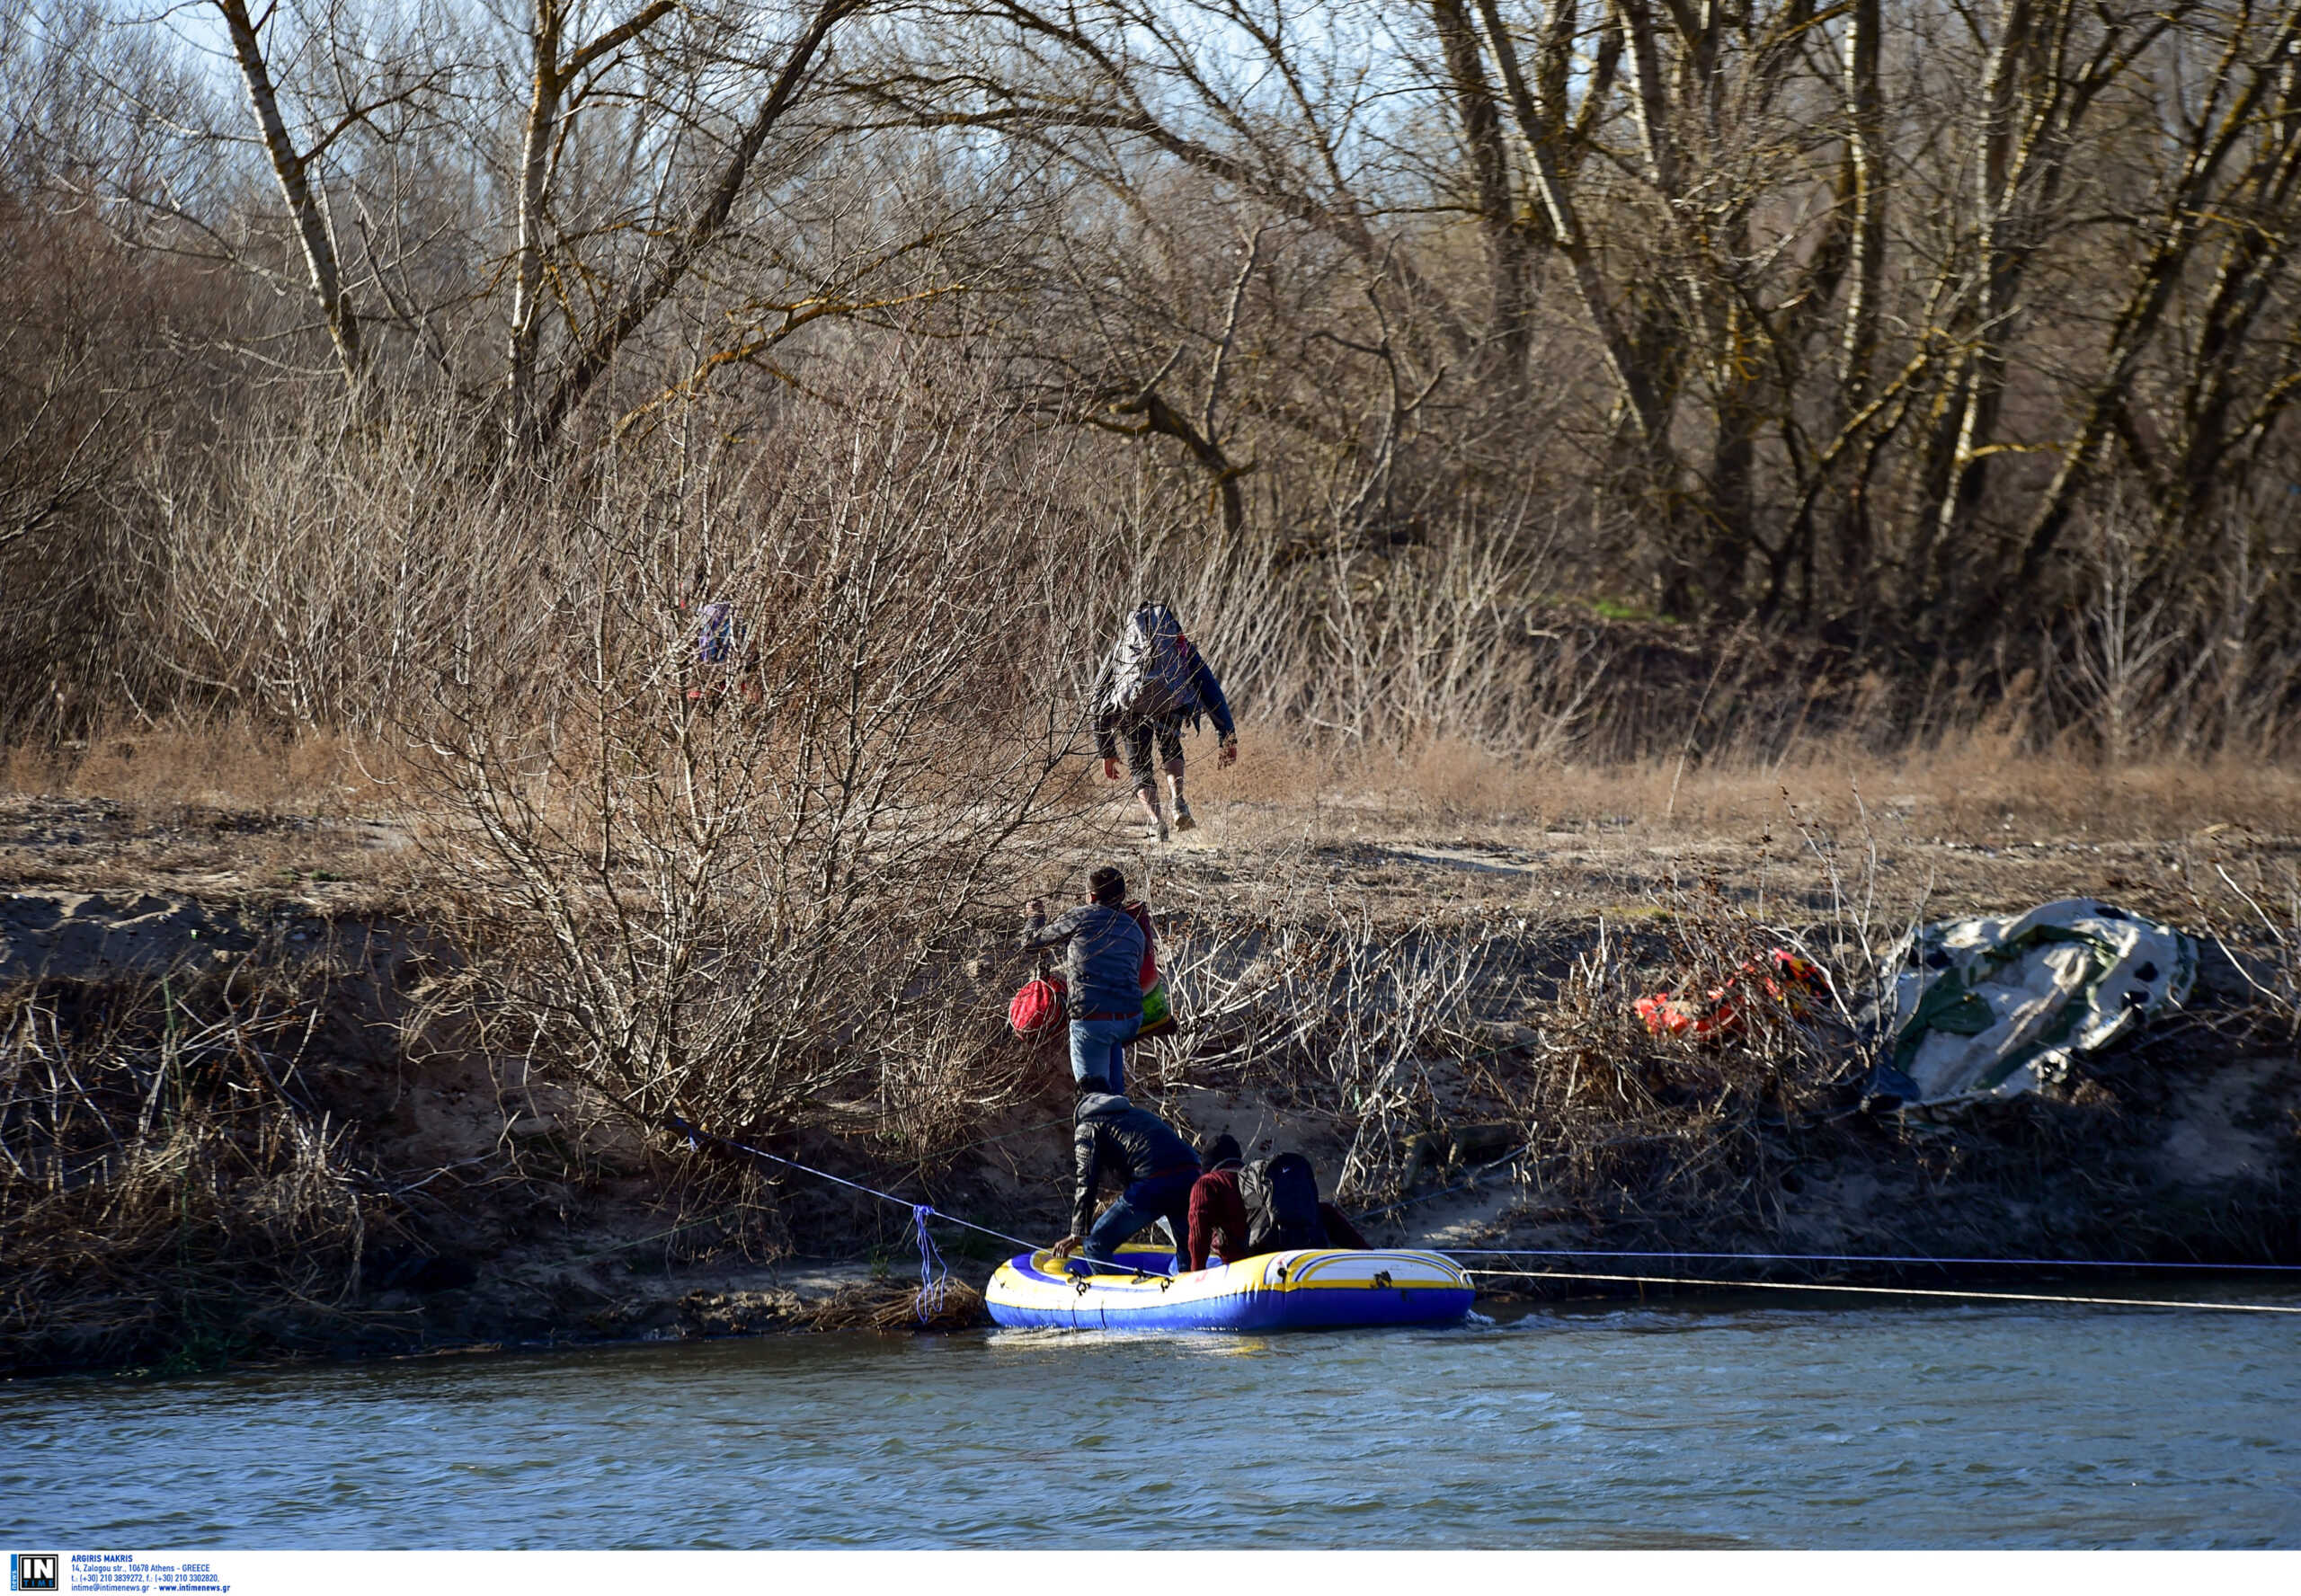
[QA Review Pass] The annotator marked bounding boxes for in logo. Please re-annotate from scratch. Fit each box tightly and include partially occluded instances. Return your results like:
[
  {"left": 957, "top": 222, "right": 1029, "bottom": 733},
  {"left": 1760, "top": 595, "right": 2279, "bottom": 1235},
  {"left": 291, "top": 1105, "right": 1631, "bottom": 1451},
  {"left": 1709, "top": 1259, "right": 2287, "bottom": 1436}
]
[{"left": 8, "top": 1555, "right": 57, "bottom": 1593}]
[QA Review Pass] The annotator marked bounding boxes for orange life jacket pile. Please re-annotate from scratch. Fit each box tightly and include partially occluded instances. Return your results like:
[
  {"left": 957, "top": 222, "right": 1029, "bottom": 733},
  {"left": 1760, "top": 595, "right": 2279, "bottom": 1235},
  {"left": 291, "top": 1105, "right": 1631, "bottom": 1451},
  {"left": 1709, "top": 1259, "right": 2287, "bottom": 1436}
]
[{"left": 1635, "top": 948, "right": 1826, "bottom": 1040}]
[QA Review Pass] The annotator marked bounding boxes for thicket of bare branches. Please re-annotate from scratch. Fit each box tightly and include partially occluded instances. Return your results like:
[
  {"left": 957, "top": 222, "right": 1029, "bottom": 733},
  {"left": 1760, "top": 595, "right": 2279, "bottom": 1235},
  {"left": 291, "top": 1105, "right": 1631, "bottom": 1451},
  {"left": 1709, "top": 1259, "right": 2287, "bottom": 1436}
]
[
  {"left": 0, "top": 964, "right": 387, "bottom": 1370},
  {"left": 405, "top": 392, "right": 1096, "bottom": 1140},
  {"left": 1141, "top": 861, "right": 1875, "bottom": 1236},
  {"left": 4, "top": 0, "right": 2301, "bottom": 751}
]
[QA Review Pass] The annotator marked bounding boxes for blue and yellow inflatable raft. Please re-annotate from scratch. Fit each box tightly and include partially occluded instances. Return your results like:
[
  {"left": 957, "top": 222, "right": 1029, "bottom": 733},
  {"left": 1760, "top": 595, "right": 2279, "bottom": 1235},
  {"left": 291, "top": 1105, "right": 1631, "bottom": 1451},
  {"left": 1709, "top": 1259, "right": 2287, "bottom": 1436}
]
[{"left": 985, "top": 1243, "right": 1475, "bottom": 1331}]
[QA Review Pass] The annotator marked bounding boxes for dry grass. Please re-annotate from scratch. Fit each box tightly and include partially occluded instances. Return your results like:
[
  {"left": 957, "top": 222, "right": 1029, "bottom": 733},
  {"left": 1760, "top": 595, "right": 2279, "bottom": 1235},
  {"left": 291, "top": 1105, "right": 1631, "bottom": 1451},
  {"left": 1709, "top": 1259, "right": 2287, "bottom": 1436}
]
[
  {"left": 0, "top": 963, "right": 404, "bottom": 1373},
  {"left": 1202, "top": 729, "right": 2301, "bottom": 843},
  {"left": 2, "top": 726, "right": 403, "bottom": 817}
]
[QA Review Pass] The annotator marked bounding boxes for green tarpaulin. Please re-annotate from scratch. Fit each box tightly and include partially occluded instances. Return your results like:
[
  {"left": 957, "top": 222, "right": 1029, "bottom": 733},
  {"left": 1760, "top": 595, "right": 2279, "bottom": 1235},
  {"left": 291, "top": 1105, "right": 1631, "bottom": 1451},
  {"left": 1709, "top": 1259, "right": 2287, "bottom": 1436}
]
[{"left": 1876, "top": 898, "right": 2196, "bottom": 1107}]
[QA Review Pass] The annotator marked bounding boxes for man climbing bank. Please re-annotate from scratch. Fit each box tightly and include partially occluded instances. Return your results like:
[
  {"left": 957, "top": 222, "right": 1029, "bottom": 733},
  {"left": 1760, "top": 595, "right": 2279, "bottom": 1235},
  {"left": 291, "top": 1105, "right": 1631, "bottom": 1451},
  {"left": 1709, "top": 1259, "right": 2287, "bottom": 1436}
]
[
  {"left": 1019, "top": 864, "right": 1150, "bottom": 1095},
  {"left": 1093, "top": 602, "right": 1237, "bottom": 842}
]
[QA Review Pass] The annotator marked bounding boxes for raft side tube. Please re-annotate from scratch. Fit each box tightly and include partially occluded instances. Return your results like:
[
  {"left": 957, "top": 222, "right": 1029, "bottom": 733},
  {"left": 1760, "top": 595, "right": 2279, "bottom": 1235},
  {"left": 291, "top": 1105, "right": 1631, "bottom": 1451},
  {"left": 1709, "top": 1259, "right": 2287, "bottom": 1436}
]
[{"left": 984, "top": 1246, "right": 1475, "bottom": 1331}]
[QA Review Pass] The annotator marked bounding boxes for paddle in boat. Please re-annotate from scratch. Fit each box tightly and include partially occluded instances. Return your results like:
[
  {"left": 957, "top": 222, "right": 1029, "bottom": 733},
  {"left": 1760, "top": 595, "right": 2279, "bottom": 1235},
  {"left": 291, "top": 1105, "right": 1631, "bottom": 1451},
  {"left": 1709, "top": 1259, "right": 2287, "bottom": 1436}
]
[{"left": 985, "top": 1240, "right": 1475, "bottom": 1331}]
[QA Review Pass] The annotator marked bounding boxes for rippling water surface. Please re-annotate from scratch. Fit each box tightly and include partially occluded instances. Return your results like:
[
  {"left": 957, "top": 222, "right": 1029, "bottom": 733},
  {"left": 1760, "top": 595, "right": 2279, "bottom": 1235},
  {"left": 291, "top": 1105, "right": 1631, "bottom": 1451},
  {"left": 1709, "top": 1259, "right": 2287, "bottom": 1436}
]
[{"left": 8, "top": 1299, "right": 2298, "bottom": 1547}]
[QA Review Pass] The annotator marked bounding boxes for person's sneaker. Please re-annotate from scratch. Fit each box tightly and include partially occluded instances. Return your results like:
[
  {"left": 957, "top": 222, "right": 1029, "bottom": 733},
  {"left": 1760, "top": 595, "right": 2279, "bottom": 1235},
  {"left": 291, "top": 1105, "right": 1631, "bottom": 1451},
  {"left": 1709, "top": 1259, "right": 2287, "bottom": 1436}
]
[
  {"left": 1172, "top": 804, "right": 1197, "bottom": 833},
  {"left": 1149, "top": 814, "right": 1170, "bottom": 843}
]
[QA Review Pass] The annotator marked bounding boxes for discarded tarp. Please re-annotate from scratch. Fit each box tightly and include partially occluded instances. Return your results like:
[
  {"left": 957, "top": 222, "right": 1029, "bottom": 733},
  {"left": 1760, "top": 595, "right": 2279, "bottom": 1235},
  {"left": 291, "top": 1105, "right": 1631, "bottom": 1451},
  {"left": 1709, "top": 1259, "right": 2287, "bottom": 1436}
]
[{"left": 1868, "top": 898, "right": 2196, "bottom": 1109}]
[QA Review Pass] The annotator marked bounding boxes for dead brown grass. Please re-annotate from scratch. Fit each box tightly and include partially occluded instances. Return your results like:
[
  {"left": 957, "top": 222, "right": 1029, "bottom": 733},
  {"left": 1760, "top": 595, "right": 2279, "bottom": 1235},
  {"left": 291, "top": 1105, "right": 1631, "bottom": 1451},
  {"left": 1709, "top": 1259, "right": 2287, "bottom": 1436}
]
[
  {"left": 2, "top": 724, "right": 404, "bottom": 817},
  {"left": 1195, "top": 727, "right": 2301, "bottom": 843}
]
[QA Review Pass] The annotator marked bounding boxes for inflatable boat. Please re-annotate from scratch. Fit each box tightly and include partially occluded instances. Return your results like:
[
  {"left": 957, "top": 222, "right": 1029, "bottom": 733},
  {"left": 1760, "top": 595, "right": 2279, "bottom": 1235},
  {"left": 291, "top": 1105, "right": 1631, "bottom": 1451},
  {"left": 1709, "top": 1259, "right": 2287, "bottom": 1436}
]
[{"left": 984, "top": 1242, "right": 1476, "bottom": 1332}]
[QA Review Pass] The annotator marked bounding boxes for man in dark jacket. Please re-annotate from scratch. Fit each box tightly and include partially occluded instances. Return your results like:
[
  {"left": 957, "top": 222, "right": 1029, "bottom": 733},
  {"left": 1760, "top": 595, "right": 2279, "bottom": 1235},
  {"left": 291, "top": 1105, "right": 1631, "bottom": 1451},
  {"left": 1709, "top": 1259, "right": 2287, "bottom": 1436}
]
[
  {"left": 1092, "top": 605, "right": 1238, "bottom": 842},
  {"left": 1052, "top": 1078, "right": 1201, "bottom": 1269},
  {"left": 1020, "top": 864, "right": 1147, "bottom": 1094}
]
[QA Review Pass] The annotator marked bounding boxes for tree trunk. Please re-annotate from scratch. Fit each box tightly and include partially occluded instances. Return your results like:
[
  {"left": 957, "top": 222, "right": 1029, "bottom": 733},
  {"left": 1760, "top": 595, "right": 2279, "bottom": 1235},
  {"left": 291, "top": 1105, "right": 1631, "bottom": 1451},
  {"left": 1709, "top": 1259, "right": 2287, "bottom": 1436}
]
[{"left": 213, "top": 0, "right": 363, "bottom": 397}]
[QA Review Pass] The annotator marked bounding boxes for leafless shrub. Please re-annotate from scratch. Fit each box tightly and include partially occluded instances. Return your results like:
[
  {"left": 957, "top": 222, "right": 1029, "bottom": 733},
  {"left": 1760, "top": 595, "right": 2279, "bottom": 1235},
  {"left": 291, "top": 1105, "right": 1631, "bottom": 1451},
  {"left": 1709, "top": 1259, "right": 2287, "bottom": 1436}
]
[
  {"left": 1138, "top": 847, "right": 1865, "bottom": 1238},
  {"left": 1148, "top": 874, "right": 1538, "bottom": 1199},
  {"left": 2178, "top": 839, "right": 2301, "bottom": 1042},
  {"left": 0, "top": 963, "right": 391, "bottom": 1371},
  {"left": 407, "top": 391, "right": 1095, "bottom": 1149},
  {"left": 145, "top": 407, "right": 512, "bottom": 735}
]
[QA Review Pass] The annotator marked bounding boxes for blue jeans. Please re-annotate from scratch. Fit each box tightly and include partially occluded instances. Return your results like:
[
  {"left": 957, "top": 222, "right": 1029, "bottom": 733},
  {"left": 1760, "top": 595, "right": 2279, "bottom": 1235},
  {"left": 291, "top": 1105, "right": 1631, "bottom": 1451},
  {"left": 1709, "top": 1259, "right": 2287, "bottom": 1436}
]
[
  {"left": 1082, "top": 1166, "right": 1199, "bottom": 1266},
  {"left": 1068, "top": 1014, "right": 1139, "bottom": 1094}
]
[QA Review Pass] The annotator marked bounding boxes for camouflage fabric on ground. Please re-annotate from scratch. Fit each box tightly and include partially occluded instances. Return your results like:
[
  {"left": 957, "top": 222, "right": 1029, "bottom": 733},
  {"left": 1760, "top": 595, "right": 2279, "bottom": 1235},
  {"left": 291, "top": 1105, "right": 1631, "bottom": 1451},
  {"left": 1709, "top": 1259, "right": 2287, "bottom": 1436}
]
[{"left": 1871, "top": 898, "right": 2197, "bottom": 1107}]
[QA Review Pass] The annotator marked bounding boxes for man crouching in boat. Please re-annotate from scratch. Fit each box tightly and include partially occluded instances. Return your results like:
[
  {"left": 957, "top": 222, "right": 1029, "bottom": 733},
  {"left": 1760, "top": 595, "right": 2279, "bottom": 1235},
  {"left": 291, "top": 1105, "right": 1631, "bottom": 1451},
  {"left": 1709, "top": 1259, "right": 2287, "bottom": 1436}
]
[
  {"left": 1051, "top": 1077, "right": 1201, "bottom": 1272},
  {"left": 1183, "top": 1136, "right": 1373, "bottom": 1272}
]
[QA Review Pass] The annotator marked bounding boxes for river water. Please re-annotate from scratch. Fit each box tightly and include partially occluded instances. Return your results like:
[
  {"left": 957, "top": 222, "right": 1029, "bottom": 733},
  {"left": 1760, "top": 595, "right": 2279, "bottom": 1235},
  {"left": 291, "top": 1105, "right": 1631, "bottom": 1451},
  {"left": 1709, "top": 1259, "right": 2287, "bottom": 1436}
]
[{"left": 9, "top": 1298, "right": 2298, "bottom": 1548}]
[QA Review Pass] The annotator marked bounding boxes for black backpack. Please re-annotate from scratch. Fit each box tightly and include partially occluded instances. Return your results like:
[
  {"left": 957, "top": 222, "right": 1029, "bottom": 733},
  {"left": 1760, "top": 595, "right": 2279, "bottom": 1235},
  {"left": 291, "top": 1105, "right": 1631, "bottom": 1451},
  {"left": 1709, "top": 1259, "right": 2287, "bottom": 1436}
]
[{"left": 1239, "top": 1153, "right": 1328, "bottom": 1254}]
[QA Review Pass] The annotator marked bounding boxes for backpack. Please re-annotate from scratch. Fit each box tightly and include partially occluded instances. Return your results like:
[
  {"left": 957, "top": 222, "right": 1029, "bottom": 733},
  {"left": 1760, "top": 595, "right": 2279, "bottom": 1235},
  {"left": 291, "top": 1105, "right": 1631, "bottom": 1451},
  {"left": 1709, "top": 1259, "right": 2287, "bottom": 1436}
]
[
  {"left": 1239, "top": 1153, "right": 1328, "bottom": 1255},
  {"left": 696, "top": 600, "right": 739, "bottom": 665},
  {"left": 1104, "top": 604, "right": 1200, "bottom": 723},
  {"left": 1122, "top": 900, "right": 1158, "bottom": 989},
  {"left": 1124, "top": 900, "right": 1178, "bottom": 1040}
]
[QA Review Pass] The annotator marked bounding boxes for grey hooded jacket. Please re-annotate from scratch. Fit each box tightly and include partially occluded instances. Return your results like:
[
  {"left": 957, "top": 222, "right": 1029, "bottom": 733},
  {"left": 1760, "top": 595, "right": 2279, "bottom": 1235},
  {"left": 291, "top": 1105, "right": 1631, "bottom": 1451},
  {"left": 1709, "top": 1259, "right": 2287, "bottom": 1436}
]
[{"left": 1019, "top": 902, "right": 1146, "bottom": 1016}]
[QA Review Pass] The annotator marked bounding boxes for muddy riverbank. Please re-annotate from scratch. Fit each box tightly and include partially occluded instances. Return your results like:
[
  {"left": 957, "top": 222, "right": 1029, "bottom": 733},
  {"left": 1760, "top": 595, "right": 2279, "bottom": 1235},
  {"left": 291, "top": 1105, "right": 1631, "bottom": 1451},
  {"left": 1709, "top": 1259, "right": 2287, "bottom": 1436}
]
[{"left": 4, "top": 790, "right": 2297, "bottom": 1377}]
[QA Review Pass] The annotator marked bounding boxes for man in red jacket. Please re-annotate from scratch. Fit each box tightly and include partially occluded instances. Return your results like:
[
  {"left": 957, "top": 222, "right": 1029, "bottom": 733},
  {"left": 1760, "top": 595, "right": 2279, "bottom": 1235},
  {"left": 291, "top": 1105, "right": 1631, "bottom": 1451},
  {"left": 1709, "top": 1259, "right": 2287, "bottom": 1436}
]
[
  {"left": 1183, "top": 1135, "right": 1370, "bottom": 1272},
  {"left": 1184, "top": 1135, "right": 1250, "bottom": 1273}
]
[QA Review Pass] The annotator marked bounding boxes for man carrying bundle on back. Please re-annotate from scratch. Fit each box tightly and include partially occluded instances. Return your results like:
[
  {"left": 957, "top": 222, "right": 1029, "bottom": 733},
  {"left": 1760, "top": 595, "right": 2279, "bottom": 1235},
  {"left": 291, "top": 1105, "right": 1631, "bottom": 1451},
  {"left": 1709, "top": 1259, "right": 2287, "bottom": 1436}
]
[{"left": 1093, "top": 602, "right": 1238, "bottom": 843}]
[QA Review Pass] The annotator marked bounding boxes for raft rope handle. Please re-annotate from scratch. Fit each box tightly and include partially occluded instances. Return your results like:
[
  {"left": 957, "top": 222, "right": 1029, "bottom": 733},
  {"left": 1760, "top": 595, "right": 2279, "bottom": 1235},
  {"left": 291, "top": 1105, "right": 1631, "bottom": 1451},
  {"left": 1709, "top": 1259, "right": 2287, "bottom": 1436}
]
[{"left": 1462, "top": 1265, "right": 2301, "bottom": 1316}]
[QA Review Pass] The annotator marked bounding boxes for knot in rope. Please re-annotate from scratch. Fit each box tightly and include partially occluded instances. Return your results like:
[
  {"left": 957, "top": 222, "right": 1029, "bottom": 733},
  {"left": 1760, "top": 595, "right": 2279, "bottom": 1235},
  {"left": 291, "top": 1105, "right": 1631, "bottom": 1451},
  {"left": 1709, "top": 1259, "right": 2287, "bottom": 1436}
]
[{"left": 911, "top": 1203, "right": 949, "bottom": 1323}]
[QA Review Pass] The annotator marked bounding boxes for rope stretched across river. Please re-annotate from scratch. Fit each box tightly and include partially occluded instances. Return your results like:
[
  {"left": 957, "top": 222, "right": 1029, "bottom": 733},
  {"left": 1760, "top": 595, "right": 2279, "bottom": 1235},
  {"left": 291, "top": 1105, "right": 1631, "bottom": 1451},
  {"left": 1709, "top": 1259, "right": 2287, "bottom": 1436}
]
[
  {"left": 1446, "top": 1246, "right": 2301, "bottom": 1273},
  {"left": 1460, "top": 1263, "right": 2301, "bottom": 1317},
  {"left": 665, "top": 1114, "right": 2301, "bottom": 1319}
]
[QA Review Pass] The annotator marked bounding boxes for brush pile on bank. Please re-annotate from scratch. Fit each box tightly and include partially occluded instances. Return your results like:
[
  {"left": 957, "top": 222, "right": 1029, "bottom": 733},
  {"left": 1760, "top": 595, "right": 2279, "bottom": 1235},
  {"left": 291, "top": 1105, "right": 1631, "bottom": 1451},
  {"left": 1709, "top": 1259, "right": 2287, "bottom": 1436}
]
[
  {"left": 0, "top": 965, "right": 401, "bottom": 1373},
  {"left": 1143, "top": 882, "right": 1852, "bottom": 1246}
]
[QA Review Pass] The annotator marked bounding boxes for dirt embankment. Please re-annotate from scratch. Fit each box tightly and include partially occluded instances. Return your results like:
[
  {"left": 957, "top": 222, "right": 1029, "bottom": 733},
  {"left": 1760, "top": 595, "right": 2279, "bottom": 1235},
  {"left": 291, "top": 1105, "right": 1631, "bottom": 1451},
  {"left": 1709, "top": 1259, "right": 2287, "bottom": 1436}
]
[{"left": 3, "top": 793, "right": 2297, "bottom": 1377}]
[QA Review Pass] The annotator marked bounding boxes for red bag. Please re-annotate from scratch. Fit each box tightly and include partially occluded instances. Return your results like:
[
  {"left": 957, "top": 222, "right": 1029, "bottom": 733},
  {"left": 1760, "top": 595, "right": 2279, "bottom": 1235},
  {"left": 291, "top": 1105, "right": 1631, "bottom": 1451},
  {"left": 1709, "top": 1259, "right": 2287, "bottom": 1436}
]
[
  {"left": 1124, "top": 900, "right": 1159, "bottom": 988},
  {"left": 1009, "top": 977, "right": 1066, "bottom": 1038}
]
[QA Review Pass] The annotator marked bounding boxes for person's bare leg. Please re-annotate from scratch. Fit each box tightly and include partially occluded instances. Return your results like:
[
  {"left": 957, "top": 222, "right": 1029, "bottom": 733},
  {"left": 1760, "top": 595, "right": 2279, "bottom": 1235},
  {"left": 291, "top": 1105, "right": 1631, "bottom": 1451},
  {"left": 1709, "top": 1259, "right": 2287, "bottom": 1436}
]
[
  {"left": 1134, "top": 785, "right": 1168, "bottom": 842},
  {"left": 1165, "top": 744, "right": 1194, "bottom": 832}
]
